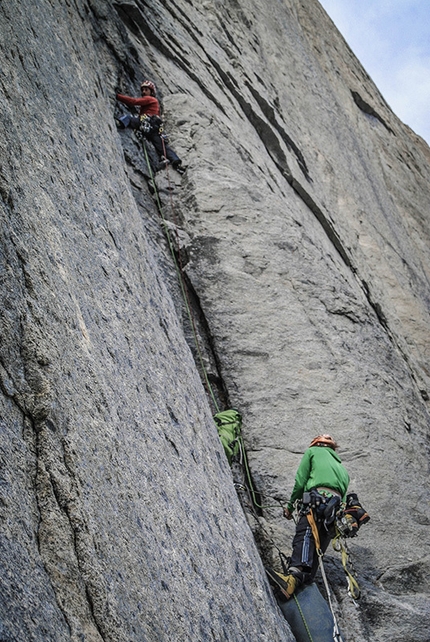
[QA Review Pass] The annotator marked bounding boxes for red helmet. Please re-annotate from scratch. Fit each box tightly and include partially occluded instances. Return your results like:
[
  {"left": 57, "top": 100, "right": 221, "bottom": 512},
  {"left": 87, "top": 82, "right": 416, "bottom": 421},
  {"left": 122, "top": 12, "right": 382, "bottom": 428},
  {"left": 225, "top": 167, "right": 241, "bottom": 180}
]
[
  {"left": 309, "top": 434, "right": 338, "bottom": 450},
  {"left": 141, "top": 80, "right": 156, "bottom": 96}
]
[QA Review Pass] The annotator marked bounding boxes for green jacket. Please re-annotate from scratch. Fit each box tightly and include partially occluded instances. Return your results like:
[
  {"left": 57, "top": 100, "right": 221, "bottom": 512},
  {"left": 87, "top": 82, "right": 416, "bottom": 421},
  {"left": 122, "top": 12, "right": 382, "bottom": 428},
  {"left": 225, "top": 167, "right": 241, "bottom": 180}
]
[{"left": 287, "top": 446, "right": 350, "bottom": 511}]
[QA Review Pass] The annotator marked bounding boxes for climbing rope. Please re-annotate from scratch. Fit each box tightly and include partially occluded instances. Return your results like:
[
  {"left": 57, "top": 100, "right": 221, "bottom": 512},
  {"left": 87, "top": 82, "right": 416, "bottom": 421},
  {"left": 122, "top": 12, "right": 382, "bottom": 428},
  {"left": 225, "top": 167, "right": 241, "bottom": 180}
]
[
  {"left": 317, "top": 555, "right": 344, "bottom": 642},
  {"left": 238, "top": 438, "right": 285, "bottom": 510},
  {"left": 293, "top": 593, "right": 315, "bottom": 642},
  {"left": 141, "top": 139, "right": 220, "bottom": 413},
  {"left": 142, "top": 135, "right": 288, "bottom": 518},
  {"left": 304, "top": 509, "right": 344, "bottom": 641},
  {"left": 142, "top": 134, "right": 294, "bottom": 513}
]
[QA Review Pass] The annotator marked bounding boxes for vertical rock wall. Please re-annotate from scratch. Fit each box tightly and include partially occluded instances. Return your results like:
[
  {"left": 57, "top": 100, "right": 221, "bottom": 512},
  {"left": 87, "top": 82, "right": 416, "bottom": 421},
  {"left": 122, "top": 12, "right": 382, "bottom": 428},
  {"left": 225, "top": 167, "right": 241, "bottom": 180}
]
[
  {"left": 0, "top": 1, "right": 293, "bottom": 641},
  {"left": 112, "top": 0, "right": 430, "bottom": 640},
  {"left": 0, "top": 0, "right": 429, "bottom": 641}
]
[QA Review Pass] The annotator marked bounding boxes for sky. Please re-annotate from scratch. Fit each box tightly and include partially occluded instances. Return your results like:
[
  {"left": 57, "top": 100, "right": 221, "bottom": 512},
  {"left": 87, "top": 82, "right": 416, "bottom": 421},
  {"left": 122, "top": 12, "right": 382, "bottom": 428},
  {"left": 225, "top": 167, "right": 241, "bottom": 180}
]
[{"left": 318, "top": 0, "right": 430, "bottom": 145}]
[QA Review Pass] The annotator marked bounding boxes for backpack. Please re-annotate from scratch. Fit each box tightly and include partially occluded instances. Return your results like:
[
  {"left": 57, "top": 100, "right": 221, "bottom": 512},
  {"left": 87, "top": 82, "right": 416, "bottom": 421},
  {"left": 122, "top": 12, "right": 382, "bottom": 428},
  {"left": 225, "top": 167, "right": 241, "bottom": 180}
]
[{"left": 214, "top": 409, "right": 242, "bottom": 464}]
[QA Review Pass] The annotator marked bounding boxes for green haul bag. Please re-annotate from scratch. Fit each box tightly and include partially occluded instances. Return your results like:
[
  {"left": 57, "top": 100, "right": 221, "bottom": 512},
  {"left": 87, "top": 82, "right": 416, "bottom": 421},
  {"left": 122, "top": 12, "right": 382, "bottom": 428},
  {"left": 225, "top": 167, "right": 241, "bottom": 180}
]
[
  {"left": 277, "top": 583, "right": 343, "bottom": 642},
  {"left": 214, "top": 409, "right": 242, "bottom": 464}
]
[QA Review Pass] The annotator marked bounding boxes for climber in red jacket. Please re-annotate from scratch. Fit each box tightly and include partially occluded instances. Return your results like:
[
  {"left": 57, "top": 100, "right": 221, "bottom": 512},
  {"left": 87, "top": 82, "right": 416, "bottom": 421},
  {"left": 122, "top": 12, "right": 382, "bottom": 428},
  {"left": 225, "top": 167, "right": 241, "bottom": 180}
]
[{"left": 116, "top": 80, "right": 185, "bottom": 174}]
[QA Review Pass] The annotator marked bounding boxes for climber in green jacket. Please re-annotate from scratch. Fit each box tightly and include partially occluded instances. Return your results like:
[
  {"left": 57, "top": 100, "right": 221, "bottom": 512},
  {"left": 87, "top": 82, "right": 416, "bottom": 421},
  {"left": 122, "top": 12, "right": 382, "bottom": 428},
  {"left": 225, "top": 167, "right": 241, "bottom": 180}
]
[
  {"left": 285, "top": 435, "right": 350, "bottom": 514},
  {"left": 268, "top": 434, "right": 350, "bottom": 600}
]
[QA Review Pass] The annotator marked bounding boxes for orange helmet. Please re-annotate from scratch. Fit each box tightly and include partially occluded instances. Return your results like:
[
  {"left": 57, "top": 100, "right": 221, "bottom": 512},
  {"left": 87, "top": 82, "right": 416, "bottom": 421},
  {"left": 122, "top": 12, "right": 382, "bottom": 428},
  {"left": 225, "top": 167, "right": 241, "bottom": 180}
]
[
  {"left": 141, "top": 80, "right": 156, "bottom": 96},
  {"left": 309, "top": 434, "right": 338, "bottom": 450}
]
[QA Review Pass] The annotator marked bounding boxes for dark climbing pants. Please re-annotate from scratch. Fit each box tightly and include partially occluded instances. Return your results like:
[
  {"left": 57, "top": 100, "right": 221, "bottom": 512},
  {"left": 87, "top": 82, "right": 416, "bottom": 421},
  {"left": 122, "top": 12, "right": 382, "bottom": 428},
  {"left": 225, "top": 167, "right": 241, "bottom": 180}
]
[
  {"left": 289, "top": 513, "right": 335, "bottom": 581},
  {"left": 118, "top": 114, "right": 141, "bottom": 129},
  {"left": 145, "top": 131, "right": 181, "bottom": 165}
]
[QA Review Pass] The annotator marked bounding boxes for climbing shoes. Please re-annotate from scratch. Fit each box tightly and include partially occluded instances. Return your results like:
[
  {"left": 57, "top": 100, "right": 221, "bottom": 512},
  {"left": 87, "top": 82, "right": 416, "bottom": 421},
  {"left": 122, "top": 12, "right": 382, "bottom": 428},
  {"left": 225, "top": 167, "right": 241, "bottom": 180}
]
[
  {"left": 173, "top": 162, "right": 187, "bottom": 175},
  {"left": 159, "top": 157, "right": 187, "bottom": 175},
  {"left": 266, "top": 567, "right": 304, "bottom": 600}
]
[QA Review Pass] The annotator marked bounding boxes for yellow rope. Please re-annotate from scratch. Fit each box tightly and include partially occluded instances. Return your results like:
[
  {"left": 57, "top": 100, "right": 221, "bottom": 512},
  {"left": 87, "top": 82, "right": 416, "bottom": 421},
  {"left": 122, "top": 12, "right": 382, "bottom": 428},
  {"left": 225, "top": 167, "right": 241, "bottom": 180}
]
[{"left": 332, "top": 535, "right": 361, "bottom": 600}]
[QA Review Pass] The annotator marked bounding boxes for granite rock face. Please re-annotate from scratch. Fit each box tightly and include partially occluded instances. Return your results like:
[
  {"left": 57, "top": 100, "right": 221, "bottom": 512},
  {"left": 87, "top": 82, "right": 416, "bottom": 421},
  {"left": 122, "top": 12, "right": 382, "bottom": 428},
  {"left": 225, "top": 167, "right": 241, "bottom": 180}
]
[{"left": 0, "top": 1, "right": 429, "bottom": 641}]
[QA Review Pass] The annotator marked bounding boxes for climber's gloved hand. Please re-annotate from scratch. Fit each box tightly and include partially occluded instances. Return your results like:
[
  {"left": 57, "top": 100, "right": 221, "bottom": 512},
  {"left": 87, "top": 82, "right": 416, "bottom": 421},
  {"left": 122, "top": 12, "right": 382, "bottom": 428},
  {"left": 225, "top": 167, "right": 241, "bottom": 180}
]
[{"left": 284, "top": 507, "right": 293, "bottom": 520}]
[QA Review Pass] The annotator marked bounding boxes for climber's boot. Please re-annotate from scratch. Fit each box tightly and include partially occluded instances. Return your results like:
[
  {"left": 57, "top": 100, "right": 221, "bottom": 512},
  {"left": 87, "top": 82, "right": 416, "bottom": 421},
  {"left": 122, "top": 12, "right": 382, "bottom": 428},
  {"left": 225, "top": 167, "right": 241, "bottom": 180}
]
[
  {"left": 266, "top": 567, "right": 303, "bottom": 600},
  {"left": 172, "top": 160, "right": 187, "bottom": 175}
]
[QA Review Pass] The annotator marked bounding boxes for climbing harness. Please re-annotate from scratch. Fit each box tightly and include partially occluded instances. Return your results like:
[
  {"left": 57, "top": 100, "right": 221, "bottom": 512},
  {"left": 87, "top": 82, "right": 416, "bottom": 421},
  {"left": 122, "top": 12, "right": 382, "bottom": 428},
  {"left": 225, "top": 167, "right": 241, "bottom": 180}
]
[
  {"left": 301, "top": 489, "right": 341, "bottom": 529},
  {"left": 304, "top": 495, "right": 363, "bottom": 602},
  {"left": 140, "top": 113, "right": 164, "bottom": 135}
]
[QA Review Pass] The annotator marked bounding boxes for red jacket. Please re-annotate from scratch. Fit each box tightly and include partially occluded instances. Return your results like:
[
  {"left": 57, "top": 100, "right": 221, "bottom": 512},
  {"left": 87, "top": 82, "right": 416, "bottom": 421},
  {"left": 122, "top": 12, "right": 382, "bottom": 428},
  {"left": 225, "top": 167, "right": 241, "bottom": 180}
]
[{"left": 116, "top": 94, "right": 160, "bottom": 117}]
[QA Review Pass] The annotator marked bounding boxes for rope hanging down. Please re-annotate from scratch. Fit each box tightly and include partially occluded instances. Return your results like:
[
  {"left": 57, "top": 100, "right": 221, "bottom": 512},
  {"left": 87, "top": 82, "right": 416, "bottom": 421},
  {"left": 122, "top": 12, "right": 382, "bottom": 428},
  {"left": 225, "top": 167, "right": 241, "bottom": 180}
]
[
  {"left": 305, "top": 511, "right": 344, "bottom": 641},
  {"left": 141, "top": 139, "right": 220, "bottom": 414},
  {"left": 318, "top": 556, "right": 344, "bottom": 642}
]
